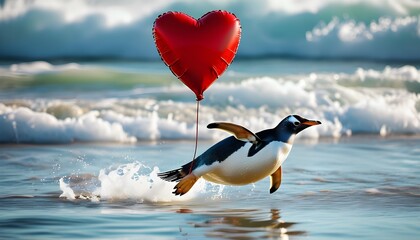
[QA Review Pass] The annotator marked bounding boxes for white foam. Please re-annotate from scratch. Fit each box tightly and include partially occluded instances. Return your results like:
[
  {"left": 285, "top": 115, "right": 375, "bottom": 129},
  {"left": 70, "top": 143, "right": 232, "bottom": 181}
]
[
  {"left": 304, "top": 15, "right": 420, "bottom": 60},
  {"left": 0, "top": 106, "right": 135, "bottom": 143},
  {"left": 59, "top": 163, "right": 209, "bottom": 203},
  {"left": 207, "top": 77, "right": 318, "bottom": 109},
  {"left": 379, "top": 125, "right": 388, "bottom": 137},
  {"left": 100, "top": 110, "right": 205, "bottom": 141},
  {"left": 354, "top": 66, "right": 420, "bottom": 82},
  {"left": 59, "top": 178, "right": 76, "bottom": 200},
  {"left": 365, "top": 188, "right": 381, "bottom": 194},
  {"left": 1, "top": 65, "right": 419, "bottom": 143},
  {"left": 3, "top": 61, "right": 80, "bottom": 75},
  {"left": 0, "top": 0, "right": 168, "bottom": 26},
  {"left": 341, "top": 97, "right": 419, "bottom": 134}
]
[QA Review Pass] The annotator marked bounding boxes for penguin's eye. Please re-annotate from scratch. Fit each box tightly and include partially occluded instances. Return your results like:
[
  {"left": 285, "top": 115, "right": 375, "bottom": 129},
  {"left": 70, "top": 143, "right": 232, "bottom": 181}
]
[{"left": 293, "top": 121, "right": 300, "bottom": 126}]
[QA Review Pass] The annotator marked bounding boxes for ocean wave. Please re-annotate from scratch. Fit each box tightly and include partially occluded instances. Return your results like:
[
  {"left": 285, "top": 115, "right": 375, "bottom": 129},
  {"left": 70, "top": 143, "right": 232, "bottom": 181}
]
[
  {"left": 0, "top": 106, "right": 136, "bottom": 143},
  {"left": 0, "top": 61, "right": 77, "bottom": 76},
  {"left": 305, "top": 16, "right": 420, "bottom": 60},
  {"left": 1, "top": 0, "right": 420, "bottom": 61},
  {"left": 9, "top": 61, "right": 80, "bottom": 74},
  {"left": 0, "top": 65, "right": 419, "bottom": 143},
  {"left": 0, "top": 61, "right": 174, "bottom": 94}
]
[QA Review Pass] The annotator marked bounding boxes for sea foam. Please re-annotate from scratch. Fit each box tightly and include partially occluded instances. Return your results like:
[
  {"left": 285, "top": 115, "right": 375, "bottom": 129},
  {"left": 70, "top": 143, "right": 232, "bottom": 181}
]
[
  {"left": 59, "top": 162, "right": 216, "bottom": 203},
  {"left": 0, "top": 106, "right": 136, "bottom": 143},
  {"left": 0, "top": 64, "right": 419, "bottom": 143}
]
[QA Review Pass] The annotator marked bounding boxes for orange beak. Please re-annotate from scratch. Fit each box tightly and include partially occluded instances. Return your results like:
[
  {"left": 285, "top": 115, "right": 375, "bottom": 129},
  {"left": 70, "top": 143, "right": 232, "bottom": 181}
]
[
  {"left": 296, "top": 118, "right": 321, "bottom": 133},
  {"left": 301, "top": 120, "right": 322, "bottom": 126}
]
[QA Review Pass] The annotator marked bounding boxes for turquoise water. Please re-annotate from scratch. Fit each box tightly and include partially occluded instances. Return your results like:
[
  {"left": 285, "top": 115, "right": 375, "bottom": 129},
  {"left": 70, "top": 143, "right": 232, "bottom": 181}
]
[
  {"left": 0, "top": 137, "right": 419, "bottom": 239},
  {"left": 0, "top": 59, "right": 419, "bottom": 239}
]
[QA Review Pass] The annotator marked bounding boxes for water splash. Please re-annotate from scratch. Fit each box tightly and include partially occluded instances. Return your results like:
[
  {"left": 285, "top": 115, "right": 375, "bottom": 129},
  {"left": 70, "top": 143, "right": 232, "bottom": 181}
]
[{"left": 59, "top": 162, "right": 210, "bottom": 203}]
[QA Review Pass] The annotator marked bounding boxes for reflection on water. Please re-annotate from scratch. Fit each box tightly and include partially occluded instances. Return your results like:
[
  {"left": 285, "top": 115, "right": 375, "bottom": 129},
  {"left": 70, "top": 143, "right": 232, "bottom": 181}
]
[{"left": 179, "top": 208, "right": 306, "bottom": 239}]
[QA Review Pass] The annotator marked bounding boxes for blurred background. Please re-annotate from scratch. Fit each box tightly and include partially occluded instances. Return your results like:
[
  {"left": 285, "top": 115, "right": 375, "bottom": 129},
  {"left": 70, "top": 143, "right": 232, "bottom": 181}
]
[{"left": 1, "top": 0, "right": 420, "bottom": 61}]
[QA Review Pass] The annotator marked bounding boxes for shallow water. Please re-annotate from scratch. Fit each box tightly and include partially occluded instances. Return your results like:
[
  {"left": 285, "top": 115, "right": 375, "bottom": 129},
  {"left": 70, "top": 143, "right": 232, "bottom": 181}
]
[
  {"left": 0, "top": 136, "right": 419, "bottom": 239},
  {"left": 0, "top": 59, "right": 419, "bottom": 239}
]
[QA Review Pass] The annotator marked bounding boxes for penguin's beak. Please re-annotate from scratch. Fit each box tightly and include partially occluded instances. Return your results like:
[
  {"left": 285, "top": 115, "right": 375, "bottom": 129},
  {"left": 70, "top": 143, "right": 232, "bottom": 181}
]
[
  {"left": 296, "top": 118, "right": 321, "bottom": 133},
  {"left": 302, "top": 119, "right": 322, "bottom": 126}
]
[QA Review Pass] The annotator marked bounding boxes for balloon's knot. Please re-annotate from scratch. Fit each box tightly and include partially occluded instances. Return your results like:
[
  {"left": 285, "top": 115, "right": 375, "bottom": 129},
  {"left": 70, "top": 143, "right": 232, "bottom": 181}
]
[{"left": 196, "top": 95, "right": 204, "bottom": 101}]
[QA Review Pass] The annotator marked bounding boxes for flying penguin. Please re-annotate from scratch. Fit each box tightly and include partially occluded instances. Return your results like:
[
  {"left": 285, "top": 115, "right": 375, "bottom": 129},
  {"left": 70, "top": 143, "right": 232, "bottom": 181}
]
[{"left": 158, "top": 115, "right": 321, "bottom": 196}]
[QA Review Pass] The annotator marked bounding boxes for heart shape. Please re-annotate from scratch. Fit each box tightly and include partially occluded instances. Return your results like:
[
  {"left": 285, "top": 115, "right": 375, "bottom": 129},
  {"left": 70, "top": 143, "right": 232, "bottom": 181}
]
[{"left": 153, "top": 10, "right": 241, "bottom": 101}]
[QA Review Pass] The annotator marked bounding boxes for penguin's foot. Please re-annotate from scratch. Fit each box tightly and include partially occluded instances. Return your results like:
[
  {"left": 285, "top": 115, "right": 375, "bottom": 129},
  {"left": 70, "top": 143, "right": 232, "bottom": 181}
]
[{"left": 173, "top": 174, "right": 198, "bottom": 196}]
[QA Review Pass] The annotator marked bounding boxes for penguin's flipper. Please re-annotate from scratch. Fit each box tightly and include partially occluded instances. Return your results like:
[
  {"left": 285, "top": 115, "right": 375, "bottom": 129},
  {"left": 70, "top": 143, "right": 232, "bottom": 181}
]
[
  {"left": 247, "top": 141, "right": 268, "bottom": 157},
  {"left": 173, "top": 174, "right": 199, "bottom": 196},
  {"left": 207, "top": 122, "right": 261, "bottom": 144},
  {"left": 269, "top": 166, "right": 282, "bottom": 194}
]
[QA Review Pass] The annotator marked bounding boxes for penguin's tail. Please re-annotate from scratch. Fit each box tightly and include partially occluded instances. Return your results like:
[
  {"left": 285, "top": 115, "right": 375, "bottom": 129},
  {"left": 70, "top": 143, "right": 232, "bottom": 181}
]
[
  {"left": 157, "top": 168, "right": 185, "bottom": 182},
  {"left": 157, "top": 162, "right": 193, "bottom": 182}
]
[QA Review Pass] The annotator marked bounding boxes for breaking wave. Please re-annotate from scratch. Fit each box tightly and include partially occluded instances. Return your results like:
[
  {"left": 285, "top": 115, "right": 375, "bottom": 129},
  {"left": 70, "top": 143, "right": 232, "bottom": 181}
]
[
  {"left": 1, "top": 0, "right": 420, "bottom": 61},
  {"left": 0, "top": 62, "right": 419, "bottom": 143}
]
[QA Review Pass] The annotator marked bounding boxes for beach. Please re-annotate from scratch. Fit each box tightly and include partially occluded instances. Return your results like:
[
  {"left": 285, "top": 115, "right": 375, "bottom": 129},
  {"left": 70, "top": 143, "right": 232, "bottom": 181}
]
[{"left": 1, "top": 0, "right": 420, "bottom": 239}]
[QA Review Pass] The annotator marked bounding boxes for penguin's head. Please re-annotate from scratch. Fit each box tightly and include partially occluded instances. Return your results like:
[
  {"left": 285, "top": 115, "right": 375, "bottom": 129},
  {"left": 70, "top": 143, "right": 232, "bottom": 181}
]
[{"left": 283, "top": 115, "right": 321, "bottom": 134}]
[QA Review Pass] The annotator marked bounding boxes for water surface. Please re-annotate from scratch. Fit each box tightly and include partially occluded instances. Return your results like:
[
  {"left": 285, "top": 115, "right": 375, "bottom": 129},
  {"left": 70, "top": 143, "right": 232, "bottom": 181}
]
[{"left": 0, "top": 137, "right": 418, "bottom": 239}]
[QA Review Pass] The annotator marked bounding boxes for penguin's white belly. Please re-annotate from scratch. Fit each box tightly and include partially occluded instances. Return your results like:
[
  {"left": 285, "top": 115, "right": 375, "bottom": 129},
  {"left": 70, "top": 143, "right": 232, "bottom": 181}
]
[{"left": 199, "top": 141, "right": 292, "bottom": 185}]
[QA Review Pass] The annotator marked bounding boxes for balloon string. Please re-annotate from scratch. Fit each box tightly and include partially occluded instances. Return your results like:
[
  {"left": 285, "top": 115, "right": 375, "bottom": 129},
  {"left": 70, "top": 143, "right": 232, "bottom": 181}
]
[{"left": 189, "top": 100, "right": 200, "bottom": 174}]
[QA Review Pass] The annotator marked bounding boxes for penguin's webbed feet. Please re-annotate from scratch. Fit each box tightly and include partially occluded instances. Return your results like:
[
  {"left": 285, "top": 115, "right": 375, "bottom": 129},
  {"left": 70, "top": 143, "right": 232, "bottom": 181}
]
[{"left": 172, "top": 174, "right": 198, "bottom": 196}]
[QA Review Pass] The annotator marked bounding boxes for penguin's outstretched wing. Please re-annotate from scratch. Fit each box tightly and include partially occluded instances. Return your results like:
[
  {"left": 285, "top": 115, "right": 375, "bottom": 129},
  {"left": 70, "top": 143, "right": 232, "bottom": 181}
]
[
  {"left": 207, "top": 122, "right": 265, "bottom": 157},
  {"left": 207, "top": 122, "right": 261, "bottom": 144}
]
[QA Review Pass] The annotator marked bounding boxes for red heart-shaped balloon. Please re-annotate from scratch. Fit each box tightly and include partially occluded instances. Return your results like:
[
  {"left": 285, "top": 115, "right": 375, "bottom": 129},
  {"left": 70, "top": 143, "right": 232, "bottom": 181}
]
[{"left": 153, "top": 10, "right": 241, "bottom": 101}]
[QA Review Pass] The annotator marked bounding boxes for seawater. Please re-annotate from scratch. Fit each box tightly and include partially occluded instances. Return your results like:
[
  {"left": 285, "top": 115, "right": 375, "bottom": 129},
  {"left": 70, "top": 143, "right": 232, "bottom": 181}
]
[
  {"left": 0, "top": 59, "right": 419, "bottom": 239},
  {"left": 0, "top": 137, "right": 419, "bottom": 239}
]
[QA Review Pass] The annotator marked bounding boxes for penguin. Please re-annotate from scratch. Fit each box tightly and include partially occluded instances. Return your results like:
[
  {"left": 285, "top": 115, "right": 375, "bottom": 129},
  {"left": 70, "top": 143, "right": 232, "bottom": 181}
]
[{"left": 158, "top": 115, "right": 321, "bottom": 196}]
